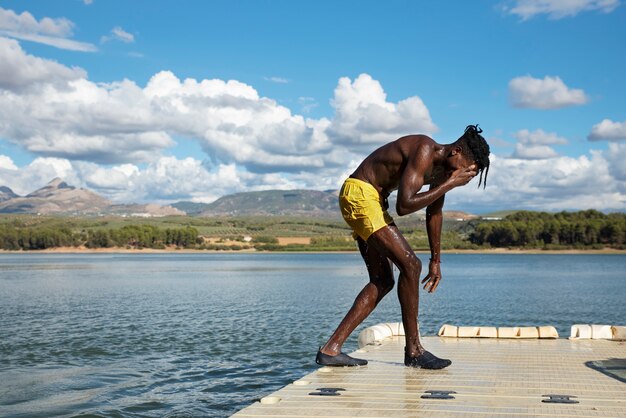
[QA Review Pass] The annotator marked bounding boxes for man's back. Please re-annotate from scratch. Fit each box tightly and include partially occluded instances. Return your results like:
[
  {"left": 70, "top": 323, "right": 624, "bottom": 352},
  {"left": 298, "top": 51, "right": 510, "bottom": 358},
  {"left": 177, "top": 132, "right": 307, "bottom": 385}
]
[{"left": 351, "top": 134, "right": 440, "bottom": 197}]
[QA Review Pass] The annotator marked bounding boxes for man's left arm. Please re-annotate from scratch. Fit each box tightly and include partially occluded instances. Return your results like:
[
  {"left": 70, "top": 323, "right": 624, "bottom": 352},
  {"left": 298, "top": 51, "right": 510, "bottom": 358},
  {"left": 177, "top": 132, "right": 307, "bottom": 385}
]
[{"left": 422, "top": 190, "right": 445, "bottom": 293}]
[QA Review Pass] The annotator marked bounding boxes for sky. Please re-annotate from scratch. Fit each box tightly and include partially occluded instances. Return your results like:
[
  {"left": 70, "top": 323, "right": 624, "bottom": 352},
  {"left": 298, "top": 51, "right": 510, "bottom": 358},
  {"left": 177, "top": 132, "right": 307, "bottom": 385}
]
[{"left": 0, "top": 0, "right": 625, "bottom": 214}]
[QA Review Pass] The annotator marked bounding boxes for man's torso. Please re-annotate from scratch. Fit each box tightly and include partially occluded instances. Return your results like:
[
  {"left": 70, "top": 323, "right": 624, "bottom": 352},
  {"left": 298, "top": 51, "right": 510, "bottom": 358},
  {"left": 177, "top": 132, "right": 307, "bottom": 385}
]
[{"left": 350, "top": 135, "right": 447, "bottom": 197}]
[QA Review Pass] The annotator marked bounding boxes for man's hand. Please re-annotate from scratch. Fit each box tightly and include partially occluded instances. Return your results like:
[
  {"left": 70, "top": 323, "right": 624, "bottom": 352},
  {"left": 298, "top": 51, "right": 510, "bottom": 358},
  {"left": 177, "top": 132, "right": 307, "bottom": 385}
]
[
  {"left": 421, "top": 259, "right": 442, "bottom": 293},
  {"left": 447, "top": 165, "right": 477, "bottom": 189}
]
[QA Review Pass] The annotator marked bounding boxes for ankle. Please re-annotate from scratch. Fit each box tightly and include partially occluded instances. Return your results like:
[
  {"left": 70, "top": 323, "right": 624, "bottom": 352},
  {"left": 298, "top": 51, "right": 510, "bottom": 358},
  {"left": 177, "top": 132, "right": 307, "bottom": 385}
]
[
  {"left": 320, "top": 345, "right": 341, "bottom": 356},
  {"left": 404, "top": 346, "right": 425, "bottom": 358}
]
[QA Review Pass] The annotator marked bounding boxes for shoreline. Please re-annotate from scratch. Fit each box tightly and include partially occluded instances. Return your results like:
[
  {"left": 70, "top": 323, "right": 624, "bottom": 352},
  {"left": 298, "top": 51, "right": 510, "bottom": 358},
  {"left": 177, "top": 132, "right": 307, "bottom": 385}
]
[{"left": 0, "top": 246, "right": 624, "bottom": 255}]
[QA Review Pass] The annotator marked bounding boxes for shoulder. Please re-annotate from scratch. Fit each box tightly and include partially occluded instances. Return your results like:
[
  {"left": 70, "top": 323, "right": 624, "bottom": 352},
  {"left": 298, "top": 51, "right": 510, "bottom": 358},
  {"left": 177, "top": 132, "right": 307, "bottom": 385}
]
[{"left": 395, "top": 134, "right": 437, "bottom": 158}]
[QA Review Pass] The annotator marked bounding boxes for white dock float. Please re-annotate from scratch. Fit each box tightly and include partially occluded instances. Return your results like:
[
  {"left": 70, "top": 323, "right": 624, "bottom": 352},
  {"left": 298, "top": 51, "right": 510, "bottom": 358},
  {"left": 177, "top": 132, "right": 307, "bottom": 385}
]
[{"left": 233, "top": 335, "right": 626, "bottom": 417}]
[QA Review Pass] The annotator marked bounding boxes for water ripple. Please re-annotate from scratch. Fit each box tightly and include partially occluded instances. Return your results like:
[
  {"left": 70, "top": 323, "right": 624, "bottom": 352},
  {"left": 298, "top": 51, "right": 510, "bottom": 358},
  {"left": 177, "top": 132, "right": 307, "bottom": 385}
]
[{"left": 0, "top": 253, "right": 624, "bottom": 417}]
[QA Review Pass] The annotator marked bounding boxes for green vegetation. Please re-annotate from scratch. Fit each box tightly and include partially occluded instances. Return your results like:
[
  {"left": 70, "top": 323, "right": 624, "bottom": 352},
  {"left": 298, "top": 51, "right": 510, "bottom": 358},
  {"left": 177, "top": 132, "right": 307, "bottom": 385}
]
[
  {"left": 470, "top": 210, "right": 626, "bottom": 249},
  {"left": 0, "top": 220, "right": 201, "bottom": 250},
  {"left": 0, "top": 215, "right": 354, "bottom": 251},
  {"left": 0, "top": 210, "right": 624, "bottom": 251}
]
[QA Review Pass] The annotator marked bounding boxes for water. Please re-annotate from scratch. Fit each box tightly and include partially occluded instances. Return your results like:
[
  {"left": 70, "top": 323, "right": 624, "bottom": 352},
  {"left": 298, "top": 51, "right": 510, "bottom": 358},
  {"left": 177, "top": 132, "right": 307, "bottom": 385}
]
[{"left": 0, "top": 253, "right": 624, "bottom": 417}]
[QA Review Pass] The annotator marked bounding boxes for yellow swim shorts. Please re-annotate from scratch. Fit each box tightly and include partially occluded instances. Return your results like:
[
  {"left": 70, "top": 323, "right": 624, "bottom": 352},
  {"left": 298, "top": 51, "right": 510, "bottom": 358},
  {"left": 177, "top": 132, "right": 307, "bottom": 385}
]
[{"left": 339, "top": 178, "right": 394, "bottom": 241}]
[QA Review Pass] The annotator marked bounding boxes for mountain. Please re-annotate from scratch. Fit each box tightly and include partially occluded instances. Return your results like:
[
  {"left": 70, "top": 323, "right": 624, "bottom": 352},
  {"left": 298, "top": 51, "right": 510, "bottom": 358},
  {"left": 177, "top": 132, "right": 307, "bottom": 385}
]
[
  {"left": 0, "top": 178, "right": 184, "bottom": 216},
  {"left": 26, "top": 178, "right": 75, "bottom": 198},
  {"left": 0, "top": 178, "right": 111, "bottom": 214},
  {"left": 0, "top": 186, "right": 19, "bottom": 202},
  {"left": 0, "top": 179, "right": 476, "bottom": 219},
  {"left": 194, "top": 189, "right": 476, "bottom": 220},
  {"left": 200, "top": 189, "right": 340, "bottom": 217}
]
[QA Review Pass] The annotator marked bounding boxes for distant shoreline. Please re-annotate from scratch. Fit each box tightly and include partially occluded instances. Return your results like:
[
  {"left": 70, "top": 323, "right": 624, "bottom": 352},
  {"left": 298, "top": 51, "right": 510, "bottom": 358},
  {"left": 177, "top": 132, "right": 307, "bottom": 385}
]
[{"left": 1, "top": 246, "right": 624, "bottom": 255}]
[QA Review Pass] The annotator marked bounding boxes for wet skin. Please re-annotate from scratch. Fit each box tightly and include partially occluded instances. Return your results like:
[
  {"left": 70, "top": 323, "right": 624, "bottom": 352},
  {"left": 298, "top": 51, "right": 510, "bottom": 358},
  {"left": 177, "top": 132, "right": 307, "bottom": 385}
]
[{"left": 321, "top": 135, "right": 477, "bottom": 358}]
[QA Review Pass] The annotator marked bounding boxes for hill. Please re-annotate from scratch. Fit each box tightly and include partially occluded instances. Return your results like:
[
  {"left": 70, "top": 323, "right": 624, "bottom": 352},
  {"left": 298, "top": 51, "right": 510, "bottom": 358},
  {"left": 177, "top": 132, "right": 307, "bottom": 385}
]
[
  {"left": 177, "top": 189, "right": 477, "bottom": 221},
  {"left": 199, "top": 189, "right": 340, "bottom": 217},
  {"left": 171, "top": 201, "right": 211, "bottom": 216},
  {"left": 0, "top": 178, "right": 184, "bottom": 216},
  {"left": 0, "top": 179, "right": 477, "bottom": 220},
  {"left": 0, "top": 186, "right": 19, "bottom": 202},
  {"left": 0, "top": 178, "right": 111, "bottom": 215}
]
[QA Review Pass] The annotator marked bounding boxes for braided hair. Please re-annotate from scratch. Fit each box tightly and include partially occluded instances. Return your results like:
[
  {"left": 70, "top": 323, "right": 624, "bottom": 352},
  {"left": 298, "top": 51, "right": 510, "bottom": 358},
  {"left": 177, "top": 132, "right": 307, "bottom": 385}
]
[{"left": 456, "top": 125, "right": 490, "bottom": 188}]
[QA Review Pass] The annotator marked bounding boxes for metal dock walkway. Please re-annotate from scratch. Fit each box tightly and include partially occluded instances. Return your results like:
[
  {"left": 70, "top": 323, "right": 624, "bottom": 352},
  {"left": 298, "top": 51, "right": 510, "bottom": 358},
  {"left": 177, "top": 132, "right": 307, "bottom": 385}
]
[{"left": 234, "top": 335, "right": 626, "bottom": 417}]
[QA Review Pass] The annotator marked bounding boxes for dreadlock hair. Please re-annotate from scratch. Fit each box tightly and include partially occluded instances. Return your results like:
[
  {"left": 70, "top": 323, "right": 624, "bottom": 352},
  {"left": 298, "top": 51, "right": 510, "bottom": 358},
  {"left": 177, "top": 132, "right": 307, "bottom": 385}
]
[{"left": 455, "top": 124, "right": 491, "bottom": 188}]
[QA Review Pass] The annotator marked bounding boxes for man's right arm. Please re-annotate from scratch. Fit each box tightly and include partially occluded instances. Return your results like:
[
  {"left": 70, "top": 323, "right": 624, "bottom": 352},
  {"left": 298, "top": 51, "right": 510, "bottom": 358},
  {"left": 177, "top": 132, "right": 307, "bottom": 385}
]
[
  {"left": 396, "top": 148, "right": 476, "bottom": 216},
  {"left": 396, "top": 178, "right": 451, "bottom": 216}
]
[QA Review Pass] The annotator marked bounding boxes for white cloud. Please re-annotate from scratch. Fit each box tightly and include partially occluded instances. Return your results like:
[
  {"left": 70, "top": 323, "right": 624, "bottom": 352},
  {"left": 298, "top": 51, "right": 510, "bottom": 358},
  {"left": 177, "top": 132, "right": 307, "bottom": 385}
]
[
  {"left": 0, "top": 42, "right": 174, "bottom": 163},
  {"left": 447, "top": 151, "right": 626, "bottom": 212},
  {"left": 509, "top": 75, "right": 588, "bottom": 109},
  {"left": 0, "top": 37, "right": 86, "bottom": 92},
  {"left": 141, "top": 71, "right": 337, "bottom": 172},
  {"left": 1, "top": 40, "right": 431, "bottom": 173},
  {"left": 101, "top": 26, "right": 134, "bottom": 44},
  {"left": 0, "top": 38, "right": 345, "bottom": 169},
  {"left": 588, "top": 119, "right": 626, "bottom": 141},
  {"left": 1, "top": 144, "right": 625, "bottom": 212},
  {"left": 327, "top": 73, "right": 437, "bottom": 150},
  {"left": 263, "top": 76, "right": 290, "bottom": 84},
  {"left": 0, "top": 7, "right": 96, "bottom": 52},
  {"left": 0, "top": 155, "right": 305, "bottom": 204},
  {"left": 73, "top": 157, "right": 248, "bottom": 203},
  {"left": 504, "top": 0, "right": 620, "bottom": 20},
  {"left": 0, "top": 155, "right": 17, "bottom": 170},
  {"left": 0, "top": 7, "right": 73, "bottom": 37},
  {"left": 604, "top": 143, "right": 626, "bottom": 185},
  {"left": 3, "top": 37, "right": 622, "bottom": 212},
  {"left": 0, "top": 156, "right": 78, "bottom": 195},
  {"left": 84, "top": 0, "right": 94, "bottom": 5},
  {"left": 0, "top": 31, "right": 97, "bottom": 52},
  {"left": 514, "top": 129, "right": 568, "bottom": 145},
  {"left": 512, "top": 143, "right": 560, "bottom": 159},
  {"left": 2, "top": 148, "right": 624, "bottom": 213},
  {"left": 511, "top": 128, "right": 567, "bottom": 159}
]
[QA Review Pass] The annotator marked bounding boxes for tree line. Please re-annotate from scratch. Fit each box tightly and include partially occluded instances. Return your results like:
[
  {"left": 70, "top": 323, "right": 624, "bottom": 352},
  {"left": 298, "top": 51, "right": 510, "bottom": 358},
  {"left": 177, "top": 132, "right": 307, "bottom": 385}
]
[
  {"left": 1, "top": 210, "right": 624, "bottom": 251},
  {"left": 470, "top": 210, "right": 625, "bottom": 248},
  {"left": 0, "top": 224, "right": 200, "bottom": 250}
]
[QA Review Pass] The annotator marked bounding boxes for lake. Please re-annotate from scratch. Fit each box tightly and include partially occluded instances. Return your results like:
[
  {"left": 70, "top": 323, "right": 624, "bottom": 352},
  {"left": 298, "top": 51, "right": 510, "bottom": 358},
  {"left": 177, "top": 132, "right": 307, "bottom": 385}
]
[{"left": 0, "top": 253, "right": 624, "bottom": 417}]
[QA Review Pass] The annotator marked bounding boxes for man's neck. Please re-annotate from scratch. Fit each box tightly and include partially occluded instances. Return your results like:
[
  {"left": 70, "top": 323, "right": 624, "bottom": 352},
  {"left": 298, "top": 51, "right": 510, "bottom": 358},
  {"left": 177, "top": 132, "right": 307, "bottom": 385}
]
[{"left": 432, "top": 143, "right": 450, "bottom": 167}]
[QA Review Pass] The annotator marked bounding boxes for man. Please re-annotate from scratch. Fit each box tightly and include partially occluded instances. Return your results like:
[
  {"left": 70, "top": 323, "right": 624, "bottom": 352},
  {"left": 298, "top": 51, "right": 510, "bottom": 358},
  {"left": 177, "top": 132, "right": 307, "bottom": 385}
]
[{"left": 316, "top": 125, "right": 490, "bottom": 369}]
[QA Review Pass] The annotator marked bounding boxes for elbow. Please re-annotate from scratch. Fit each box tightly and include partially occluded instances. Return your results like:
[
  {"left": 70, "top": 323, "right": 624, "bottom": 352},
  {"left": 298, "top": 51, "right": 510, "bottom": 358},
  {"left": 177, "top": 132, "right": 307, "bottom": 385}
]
[
  {"left": 397, "top": 196, "right": 428, "bottom": 216},
  {"left": 396, "top": 202, "right": 411, "bottom": 217}
]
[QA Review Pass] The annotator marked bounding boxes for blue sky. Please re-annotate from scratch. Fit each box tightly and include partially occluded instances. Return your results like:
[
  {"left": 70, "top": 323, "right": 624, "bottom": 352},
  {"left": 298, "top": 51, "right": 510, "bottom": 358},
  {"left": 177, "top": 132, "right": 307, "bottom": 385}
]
[{"left": 0, "top": 0, "right": 625, "bottom": 213}]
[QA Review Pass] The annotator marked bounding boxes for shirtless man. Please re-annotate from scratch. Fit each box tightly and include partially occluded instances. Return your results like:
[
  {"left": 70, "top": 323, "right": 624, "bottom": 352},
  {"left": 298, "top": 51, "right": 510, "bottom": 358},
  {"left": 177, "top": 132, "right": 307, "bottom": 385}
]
[{"left": 316, "top": 125, "right": 490, "bottom": 369}]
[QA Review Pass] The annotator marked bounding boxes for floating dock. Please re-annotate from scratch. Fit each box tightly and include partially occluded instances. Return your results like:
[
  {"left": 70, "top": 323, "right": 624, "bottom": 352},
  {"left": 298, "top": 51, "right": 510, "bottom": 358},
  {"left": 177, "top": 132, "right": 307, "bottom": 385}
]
[{"left": 234, "top": 327, "right": 626, "bottom": 417}]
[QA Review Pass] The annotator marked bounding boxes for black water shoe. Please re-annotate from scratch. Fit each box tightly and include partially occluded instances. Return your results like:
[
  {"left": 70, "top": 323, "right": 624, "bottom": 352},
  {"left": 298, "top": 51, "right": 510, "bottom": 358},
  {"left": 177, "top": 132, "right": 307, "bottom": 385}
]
[
  {"left": 404, "top": 350, "right": 451, "bottom": 369},
  {"left": 316, "top": 349, "right": 368, "bottom": 366}
]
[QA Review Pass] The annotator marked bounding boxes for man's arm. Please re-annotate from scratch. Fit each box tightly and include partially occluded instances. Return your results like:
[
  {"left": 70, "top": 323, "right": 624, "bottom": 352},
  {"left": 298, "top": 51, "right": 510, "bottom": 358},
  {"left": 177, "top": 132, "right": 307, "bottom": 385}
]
[
  {"left": 422, "top": 192, "right": 444, "bottom": 293},
  {"left": 396, "top": 146, "right": 476, "bottom": 216},
  {"left": 426, "top": 192, "right": 444, "bottom": 263}
]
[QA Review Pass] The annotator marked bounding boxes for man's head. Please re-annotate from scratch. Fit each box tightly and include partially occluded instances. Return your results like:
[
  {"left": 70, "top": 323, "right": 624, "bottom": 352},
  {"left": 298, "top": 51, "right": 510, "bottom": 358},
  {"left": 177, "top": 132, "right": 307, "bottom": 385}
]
[{"left": 449, "top": 124, "right": 491, "bottom": 188}]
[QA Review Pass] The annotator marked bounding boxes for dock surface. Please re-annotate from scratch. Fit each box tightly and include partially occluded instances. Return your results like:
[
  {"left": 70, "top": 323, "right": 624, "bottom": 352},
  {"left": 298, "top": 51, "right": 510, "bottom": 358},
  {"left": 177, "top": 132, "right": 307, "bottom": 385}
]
[{"left": 234, "top": 336, "right": 626, "bottom": 417}]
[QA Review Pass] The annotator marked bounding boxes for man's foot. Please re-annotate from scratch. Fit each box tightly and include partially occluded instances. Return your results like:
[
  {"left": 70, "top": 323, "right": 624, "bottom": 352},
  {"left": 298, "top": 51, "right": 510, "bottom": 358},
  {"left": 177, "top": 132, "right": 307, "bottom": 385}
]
[
  {"left": 316, "top": 348, "right": 368, "bottom": 366},
  {"left": 404, "top": 350, "right": 451, "bottom": 369}
]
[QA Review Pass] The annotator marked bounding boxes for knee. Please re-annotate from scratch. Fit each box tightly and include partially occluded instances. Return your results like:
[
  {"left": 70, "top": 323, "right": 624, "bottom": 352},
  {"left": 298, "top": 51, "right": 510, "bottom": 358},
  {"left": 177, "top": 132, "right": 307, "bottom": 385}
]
[{"left": 400, "top": 255, "right": 422, "bottom": 279}]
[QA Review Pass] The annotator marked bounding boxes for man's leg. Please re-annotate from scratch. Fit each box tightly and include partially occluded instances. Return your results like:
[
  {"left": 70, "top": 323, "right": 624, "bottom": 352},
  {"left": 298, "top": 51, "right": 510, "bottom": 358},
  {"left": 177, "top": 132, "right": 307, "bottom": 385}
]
[
  {"left": 365, "top": 225, "right": 424, "bottom": 356},
  {"left": 319, "top": 237, "right": 394, "bottom": 357},
  {"left": 366, "top": 224, "right": 451, "bottom": 369}
]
